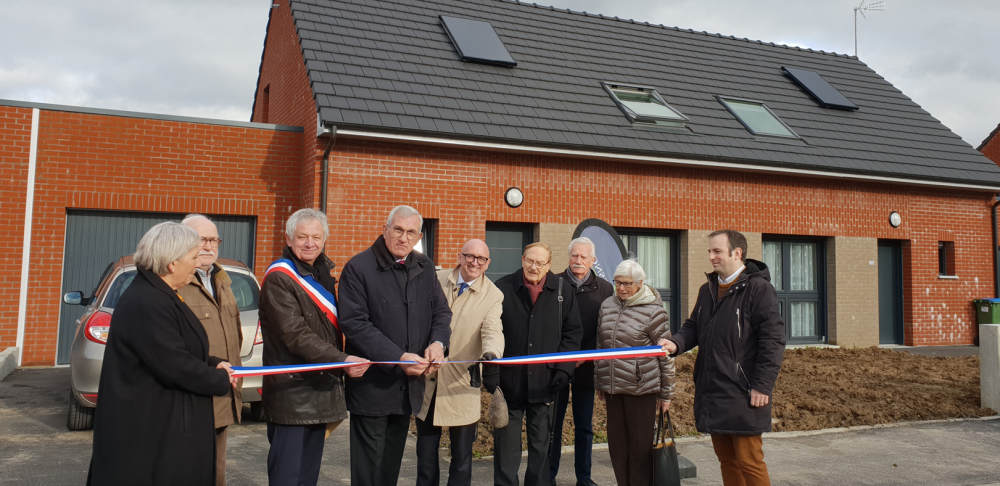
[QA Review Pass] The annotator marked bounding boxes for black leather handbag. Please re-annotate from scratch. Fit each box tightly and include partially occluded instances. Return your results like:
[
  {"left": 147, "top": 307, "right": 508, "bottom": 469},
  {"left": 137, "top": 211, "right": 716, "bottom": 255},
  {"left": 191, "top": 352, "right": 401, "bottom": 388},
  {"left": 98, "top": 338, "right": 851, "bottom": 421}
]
[{"left": 653, "top": 409, "right": 682, "bottom": 486}]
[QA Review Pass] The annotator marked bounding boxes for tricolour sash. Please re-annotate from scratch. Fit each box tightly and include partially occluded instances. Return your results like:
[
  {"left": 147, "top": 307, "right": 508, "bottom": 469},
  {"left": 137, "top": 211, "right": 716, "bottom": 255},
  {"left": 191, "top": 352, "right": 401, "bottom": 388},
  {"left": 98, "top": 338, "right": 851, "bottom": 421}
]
[{"left": 264, "top": 259, "right": 341, "bottom": 345}]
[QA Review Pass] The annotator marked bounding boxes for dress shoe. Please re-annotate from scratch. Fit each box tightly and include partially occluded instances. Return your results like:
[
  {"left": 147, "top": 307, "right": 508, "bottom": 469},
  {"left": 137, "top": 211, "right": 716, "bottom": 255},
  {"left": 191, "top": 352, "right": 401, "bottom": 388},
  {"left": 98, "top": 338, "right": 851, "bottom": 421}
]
[{"left": 576, "top": 480, "right": 599, "bottom": 486}]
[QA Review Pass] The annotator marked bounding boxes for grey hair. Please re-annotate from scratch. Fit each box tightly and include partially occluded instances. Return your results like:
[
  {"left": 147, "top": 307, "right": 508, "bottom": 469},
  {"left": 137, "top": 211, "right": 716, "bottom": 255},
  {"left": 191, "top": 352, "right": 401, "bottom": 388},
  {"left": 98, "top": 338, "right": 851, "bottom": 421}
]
[
  {"left": 386, "top": 205, "right": 423, "bottom": 232},
  {"left": 181, "top": 213, "right": 211, "bottom": 225},
  {"left": 285, "top": 208, "right": 329, "bottom": 241},
  {"left": 568, "top": 236, "right": 596, "bottom": 256},
  {"left": 134, "top": 222, "right": 200, "bottom": 276},
  {"left": 613, "top": 259, "right": 647, "bottom": 283}
]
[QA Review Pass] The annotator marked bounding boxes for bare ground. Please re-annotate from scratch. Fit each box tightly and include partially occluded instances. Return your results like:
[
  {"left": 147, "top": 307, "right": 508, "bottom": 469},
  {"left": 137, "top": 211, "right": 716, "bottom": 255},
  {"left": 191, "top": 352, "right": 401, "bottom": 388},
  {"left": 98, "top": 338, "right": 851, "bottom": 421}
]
[{"left": 415, "top": 347, "right": 995, "bottom": 457}]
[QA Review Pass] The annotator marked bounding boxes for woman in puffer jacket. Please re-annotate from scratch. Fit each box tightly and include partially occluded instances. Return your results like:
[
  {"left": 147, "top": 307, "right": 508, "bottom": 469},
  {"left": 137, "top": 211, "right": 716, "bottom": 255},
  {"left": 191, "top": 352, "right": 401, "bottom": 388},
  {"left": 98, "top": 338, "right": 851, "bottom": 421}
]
[{"left": 594, "top": 259, "right": 676, "bottom": 486}]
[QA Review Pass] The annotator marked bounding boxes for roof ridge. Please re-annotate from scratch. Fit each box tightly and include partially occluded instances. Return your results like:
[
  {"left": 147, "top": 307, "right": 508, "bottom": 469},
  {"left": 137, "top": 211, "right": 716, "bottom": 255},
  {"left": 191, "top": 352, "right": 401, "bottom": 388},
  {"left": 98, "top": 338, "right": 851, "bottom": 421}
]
[{"left": 498, "top": 0, "right": 857, "bottom": 59}]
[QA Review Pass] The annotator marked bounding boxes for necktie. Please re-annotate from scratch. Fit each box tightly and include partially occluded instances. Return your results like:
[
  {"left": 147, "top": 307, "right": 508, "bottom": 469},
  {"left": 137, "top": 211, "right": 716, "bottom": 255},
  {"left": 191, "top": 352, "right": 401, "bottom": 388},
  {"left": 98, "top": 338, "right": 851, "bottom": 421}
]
[
  {"left": 458, "top": 282, "right": 469, "bottom": 296},
  {"left": 396, "top": 258, "right": 405, "bottom": 266}
]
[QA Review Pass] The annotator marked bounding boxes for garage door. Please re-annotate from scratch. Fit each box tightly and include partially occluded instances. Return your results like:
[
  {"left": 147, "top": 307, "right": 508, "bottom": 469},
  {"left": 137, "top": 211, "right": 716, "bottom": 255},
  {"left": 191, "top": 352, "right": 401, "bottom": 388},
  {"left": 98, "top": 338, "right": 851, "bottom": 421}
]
[{"left": 57, "top": 210, "right": 256, "bottom": 364}]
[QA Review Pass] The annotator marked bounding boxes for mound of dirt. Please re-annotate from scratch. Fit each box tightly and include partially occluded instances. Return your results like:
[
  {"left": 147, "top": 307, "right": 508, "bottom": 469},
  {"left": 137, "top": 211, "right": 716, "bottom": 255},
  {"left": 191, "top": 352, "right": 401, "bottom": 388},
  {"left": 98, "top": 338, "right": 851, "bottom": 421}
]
[{"left": 417, "top": 347, "right": 994, "bottom": 457}]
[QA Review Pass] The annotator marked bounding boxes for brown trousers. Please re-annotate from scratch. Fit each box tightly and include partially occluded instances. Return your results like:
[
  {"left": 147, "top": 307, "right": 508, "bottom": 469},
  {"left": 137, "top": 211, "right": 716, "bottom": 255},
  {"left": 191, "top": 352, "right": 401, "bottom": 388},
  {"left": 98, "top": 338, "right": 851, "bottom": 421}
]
[
  {"left": 215, "top": 426, "right": 228, "bottom": 486},
  {"left": 710, "top": 434, "right": 770, "bottom": 486},
  {"left": 606, "top": 393, "right": 657, "bottom": 486}
]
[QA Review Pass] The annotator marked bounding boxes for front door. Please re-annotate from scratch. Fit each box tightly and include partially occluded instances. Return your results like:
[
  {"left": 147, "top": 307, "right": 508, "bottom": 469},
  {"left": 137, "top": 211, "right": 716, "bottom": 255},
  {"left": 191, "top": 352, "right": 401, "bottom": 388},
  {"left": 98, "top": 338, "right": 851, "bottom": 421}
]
[
  {"left": 484, "top": 222, "right": 533, "bottom": 283},
  {"left": 878, "top": 240, "right": 904, "bottom": 344}
]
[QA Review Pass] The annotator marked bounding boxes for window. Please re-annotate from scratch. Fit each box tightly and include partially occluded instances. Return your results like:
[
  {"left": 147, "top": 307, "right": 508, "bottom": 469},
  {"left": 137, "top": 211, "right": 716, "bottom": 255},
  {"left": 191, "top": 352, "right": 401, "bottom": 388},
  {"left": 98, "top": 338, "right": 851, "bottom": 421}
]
[
  {"left": 603, "top": 83, "right": 688, "bottom": 127},
  {"left": 938, "top": 241, "right": 955, "bottom": 277},
  {"left": 618, "top": 231, "right": 680, "bottom": 332},
  {"left": 484, "top": 222, "right": 533, "bottom": 283},
  {"left": 718, "top": 96, "right": 799, "bottom": 139},
  {"left": 762, "top": 238, "right": 826, "bottom": 343},
  {"left": 414, "top": 219, "right": 437, "bottom": 263}
]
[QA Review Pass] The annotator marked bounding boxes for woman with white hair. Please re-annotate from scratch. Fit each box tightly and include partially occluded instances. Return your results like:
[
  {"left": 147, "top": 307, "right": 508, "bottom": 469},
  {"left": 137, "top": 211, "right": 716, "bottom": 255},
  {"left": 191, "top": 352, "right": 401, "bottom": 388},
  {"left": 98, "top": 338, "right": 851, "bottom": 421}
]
[
  {"left": 88, "top": 222, "right": 237, "bottom": 486},
  {"left": 594, "top": 259, "right": 675, "bottom": 486}
]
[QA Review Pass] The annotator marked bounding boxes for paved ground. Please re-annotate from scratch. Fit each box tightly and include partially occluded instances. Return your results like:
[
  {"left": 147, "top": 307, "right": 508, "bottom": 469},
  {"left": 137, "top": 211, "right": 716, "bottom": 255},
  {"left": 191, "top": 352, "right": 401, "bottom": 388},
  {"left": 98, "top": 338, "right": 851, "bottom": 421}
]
[{"left": 2, "top": 368, "right": 999, "bottom": 485}]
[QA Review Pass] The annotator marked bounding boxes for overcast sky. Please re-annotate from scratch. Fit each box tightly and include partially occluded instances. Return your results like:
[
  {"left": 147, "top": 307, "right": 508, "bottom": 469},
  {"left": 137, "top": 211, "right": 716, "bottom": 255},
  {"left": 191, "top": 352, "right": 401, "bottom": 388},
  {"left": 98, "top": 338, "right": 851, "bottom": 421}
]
[{"left": 2, "top": 0, "right": 997, "bottom": 147}]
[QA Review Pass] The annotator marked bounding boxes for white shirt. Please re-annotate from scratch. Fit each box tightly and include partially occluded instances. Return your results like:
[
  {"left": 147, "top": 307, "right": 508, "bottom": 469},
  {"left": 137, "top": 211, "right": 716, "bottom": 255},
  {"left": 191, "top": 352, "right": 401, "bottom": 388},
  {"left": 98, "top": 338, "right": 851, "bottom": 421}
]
[
  {"left": 457, "top": 273, "right": 478, "bottom": 289},
  {"left": 195, "top": 267, "right": 215, "bottom": 298},
  {"left": 718, "top": 265, "right": 746, "bottom": 285}
]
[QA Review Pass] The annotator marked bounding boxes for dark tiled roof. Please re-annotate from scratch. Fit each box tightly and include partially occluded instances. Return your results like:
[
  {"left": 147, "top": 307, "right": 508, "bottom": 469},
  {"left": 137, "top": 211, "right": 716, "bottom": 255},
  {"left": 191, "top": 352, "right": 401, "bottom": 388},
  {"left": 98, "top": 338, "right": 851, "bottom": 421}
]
[{"left": 291, "top": 0, "right": 1000, "bottom": 186}]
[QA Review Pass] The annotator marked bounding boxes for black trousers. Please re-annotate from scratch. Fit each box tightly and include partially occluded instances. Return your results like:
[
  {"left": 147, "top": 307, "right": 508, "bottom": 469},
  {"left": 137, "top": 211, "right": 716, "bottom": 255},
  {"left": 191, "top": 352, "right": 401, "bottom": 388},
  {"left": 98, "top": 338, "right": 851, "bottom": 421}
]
[
  {"left": 349, "top": 413, "right": 410, "bottom": 486},
  {"left": 415, "top": 395, "right": 478, "bottom": 486},
  {"left": 494, "top": 402, "right": 553, "bottom": 486},
  {"left": 548, "top": 385, "right": 596, "bottom": 482},
  {"left": 606, "top": 394, "right": 657, "bottom": 486},
  {"left": 266, "top": 422, "right": 326, "bottom": 486}
]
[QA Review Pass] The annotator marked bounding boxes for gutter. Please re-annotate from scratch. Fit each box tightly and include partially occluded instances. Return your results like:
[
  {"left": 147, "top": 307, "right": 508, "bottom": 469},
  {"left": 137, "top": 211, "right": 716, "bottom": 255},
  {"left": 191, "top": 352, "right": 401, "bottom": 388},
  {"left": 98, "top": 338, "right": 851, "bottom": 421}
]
[
  {"left": 334, "top": 129, "right": 1000, "bottom": 192},
  {"left": 16, "top": 108, "right": 40, "bottom": 366},
  {"left": 319, "top": 125, "right": 337, "bottom": 214}
]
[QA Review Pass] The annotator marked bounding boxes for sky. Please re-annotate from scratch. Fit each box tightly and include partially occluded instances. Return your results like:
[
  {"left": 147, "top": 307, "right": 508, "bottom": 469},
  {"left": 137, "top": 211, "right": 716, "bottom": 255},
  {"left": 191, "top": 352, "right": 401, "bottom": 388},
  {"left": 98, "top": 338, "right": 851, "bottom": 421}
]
[{"left": 1, "top": 0, "right": 997, "bottom": 148}]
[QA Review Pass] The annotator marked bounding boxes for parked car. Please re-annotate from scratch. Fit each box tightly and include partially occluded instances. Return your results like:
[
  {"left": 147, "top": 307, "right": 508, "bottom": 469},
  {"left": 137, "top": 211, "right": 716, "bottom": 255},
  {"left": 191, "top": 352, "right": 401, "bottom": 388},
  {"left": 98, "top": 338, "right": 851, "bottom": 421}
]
[{"left": 63, "top": 256, "right": 265, "bottom": 430}]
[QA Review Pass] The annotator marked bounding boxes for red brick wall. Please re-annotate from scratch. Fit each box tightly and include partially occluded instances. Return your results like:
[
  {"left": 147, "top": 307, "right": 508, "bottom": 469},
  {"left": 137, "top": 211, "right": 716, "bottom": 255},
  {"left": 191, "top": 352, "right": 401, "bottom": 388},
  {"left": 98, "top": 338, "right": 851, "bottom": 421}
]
[
  {"left": 0, "top": 106, "right": 33, "bottom": 350},
  {"left": 251, "top": 2, "right": 323, "bottom": 210},
  {"left": 981, "top": 126, "right": 1000, "bottom": 166},
  {"left": 9, "top": 108, "right": 302, "bottom": 365},
  {"left": 324, "top": 138, "right": 995, "bottom": 346}
]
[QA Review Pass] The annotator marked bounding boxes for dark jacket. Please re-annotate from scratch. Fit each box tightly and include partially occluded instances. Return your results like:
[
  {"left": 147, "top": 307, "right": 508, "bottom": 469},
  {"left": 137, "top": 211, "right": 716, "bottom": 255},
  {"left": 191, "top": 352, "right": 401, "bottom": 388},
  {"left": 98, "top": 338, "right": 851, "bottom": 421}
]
[
  {"left": 87, "top": 267, "right": 231, "bottom": 486},
  {"left": 339, "top": 235, "right": 452, "bottom": 416},
  {"left": 669, "top": 259, "right": 786, "bottom": 435},
  {"left": 259, "top": 247, "right": 349, "bottom": 425},
  {"left": 494, "top": 269, "right": 583, "bottom": 408},
  {"left": 562, "top": 269, "right": 613, "bottom": 387}
]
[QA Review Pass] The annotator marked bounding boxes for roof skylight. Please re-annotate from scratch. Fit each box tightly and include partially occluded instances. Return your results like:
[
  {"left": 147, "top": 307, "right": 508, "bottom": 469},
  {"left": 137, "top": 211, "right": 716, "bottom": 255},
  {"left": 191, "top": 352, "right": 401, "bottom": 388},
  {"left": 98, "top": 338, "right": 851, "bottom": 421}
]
[
  {"left": 440, "top": 16, "right": 517, "bottom": 67},
  {"left": 603, "top": 83, "right": 688, "bottom": 127},
  {"left": 717, "top": 97, "right": 799, "bottom": 139}
]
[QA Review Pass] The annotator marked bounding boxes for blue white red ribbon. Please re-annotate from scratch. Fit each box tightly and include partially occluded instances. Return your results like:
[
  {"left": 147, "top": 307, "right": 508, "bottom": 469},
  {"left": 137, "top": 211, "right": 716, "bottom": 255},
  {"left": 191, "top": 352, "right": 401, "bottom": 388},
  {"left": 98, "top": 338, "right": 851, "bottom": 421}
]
[
  {"left": 230, "top": 346, "right": 668, "bottom": 378},
  {"left": 264, "top": 259, "right": 341, "bottom": 340}
]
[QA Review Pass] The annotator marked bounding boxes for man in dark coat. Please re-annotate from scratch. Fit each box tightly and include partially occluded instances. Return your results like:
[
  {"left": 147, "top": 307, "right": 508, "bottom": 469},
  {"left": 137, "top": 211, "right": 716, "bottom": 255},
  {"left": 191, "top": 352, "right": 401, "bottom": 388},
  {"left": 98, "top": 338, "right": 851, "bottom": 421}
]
[
  {"left": 88, "top": 221, "right": 235, "bottom": 486},
  {"left": 492, "top": 242, "right": 583, "bottom": 486},
  {"left": 549, "top": 237, "right": 613, "bottom": 486},
  {"left": 661, "top": 229, "right": 785, "bottom": 486},
  {"left": 260, "top": 209, "right": 370, "bottom": 486},
  {"left": 338, "top": 205, "right": 452, "bottom": 486}
]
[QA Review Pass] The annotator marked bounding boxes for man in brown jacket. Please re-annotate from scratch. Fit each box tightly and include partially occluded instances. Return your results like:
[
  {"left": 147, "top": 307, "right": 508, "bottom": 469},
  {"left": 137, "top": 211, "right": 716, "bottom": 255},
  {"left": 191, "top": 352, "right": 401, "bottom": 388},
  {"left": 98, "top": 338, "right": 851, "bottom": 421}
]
[
  {"left": 415, "top": 238, "right": 505, "bottom": 486},
  {"left": 177, "top": 214, "right": 243, "bottom": 486}
]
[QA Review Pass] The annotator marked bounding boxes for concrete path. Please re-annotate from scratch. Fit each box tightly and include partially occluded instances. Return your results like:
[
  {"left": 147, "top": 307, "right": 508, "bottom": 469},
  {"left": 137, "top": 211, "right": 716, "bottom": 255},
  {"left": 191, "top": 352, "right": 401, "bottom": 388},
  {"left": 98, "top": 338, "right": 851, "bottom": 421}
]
[{"left": 2, "top": 368, "right": 999, "bottom": 485}]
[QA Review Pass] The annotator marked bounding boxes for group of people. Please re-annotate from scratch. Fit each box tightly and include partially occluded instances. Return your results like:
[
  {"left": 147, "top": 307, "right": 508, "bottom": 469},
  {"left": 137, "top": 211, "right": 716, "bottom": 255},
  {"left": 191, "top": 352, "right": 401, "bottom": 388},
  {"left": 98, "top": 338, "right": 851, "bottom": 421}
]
[{"left": 86, "top": 205, "right": 786, "bottom": 486}]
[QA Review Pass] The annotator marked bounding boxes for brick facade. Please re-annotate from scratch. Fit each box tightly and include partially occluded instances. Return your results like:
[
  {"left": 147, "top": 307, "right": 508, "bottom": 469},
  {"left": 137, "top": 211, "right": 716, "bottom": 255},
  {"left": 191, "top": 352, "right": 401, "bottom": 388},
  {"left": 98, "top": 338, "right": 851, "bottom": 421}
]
[
  {"left": 0, "top": 104, "right": 303, "bottom": 365},
  {"left": 981, "top": 125, "right": 1000, "bottom": 166}
]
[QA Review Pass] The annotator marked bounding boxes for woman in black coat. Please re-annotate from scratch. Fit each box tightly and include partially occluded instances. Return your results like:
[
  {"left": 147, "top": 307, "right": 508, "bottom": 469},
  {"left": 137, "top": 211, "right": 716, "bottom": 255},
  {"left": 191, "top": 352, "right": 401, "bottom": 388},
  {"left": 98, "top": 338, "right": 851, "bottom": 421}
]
[{"left": 87, "top": 222, "right": 236, "bottom": 486}]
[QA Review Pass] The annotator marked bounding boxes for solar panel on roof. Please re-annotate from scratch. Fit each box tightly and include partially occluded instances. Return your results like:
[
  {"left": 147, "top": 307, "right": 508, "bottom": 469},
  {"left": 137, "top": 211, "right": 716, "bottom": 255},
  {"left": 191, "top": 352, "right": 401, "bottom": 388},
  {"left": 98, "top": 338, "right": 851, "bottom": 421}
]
[
  {"left": 782, "top": 66, "right": 858, "bottom": 111},
  {"left": 440, "top": 16, "right": 517, "bottom": 67}
]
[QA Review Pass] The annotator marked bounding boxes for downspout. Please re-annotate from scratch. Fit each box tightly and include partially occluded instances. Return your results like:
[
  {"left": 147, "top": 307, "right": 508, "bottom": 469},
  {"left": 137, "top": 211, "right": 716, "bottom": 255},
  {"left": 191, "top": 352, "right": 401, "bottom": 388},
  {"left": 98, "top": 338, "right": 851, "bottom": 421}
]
[
  {"left": 16, "top": 108, "right": 40, "bottom": 366},
  {"left": 993, "top": 195, "right": 1000, "bottom": 297},
  {"left": 319, "top": 125, "right": 337, "bottom": 214}
]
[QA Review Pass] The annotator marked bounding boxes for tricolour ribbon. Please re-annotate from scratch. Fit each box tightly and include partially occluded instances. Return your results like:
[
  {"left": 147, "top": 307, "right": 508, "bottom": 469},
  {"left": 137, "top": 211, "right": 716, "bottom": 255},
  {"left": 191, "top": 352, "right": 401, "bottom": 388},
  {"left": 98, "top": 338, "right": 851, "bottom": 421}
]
[{"left": 230, "top": 346, "right": 667, "bottom": 378}]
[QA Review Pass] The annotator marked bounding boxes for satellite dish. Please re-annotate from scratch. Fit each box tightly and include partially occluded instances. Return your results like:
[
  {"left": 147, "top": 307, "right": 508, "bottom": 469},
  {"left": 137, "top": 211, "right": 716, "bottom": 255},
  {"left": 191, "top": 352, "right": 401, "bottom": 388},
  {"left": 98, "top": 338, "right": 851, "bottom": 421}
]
[{"left": 572, "top": 219, "right": 628, "bottom": 285}]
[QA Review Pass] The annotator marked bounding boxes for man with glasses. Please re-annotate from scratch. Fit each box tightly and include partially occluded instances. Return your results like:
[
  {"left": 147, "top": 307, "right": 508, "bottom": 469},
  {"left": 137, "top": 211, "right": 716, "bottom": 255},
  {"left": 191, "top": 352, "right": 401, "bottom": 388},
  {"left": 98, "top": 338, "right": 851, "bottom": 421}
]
[
  {"left": 339, "top": 205, "right": 453, "bottom": 486},
  {"left": 493, "top": 242, "right": 583, "bottom": 486},
  {"left": 549, "top": 237, "right": 614, "bottom": 486},
  {"left": 177, "top": 214, "right": 243, "bottom": 486},
  {"left": 414, "top": 238, "right": 505, "bottom": 486}
]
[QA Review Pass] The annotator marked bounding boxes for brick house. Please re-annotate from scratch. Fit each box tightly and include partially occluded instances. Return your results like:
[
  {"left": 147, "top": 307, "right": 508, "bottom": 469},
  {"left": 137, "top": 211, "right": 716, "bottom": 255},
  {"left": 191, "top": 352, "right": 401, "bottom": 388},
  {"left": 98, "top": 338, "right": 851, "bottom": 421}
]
[
  {"left": 3, "top": 0, "right": 999, "bottom": 366},
  {"left": 980, "top": 124, "right": 1000, "bottom": 165}
]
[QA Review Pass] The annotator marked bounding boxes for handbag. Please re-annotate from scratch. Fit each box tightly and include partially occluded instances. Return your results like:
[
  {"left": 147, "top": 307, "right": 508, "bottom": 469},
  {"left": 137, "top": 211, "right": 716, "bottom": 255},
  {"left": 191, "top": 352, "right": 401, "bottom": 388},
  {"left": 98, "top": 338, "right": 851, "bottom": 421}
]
[{"left": 653, "top": 409, "right": 682, "bottom": 486}]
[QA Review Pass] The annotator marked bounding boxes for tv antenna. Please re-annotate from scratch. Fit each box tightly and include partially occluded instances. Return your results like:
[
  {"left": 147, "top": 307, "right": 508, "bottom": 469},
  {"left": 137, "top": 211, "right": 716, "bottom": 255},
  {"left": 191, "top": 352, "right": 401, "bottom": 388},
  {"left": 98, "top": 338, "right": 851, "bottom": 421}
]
[{"left": 854, "top": 0, "right": 884, "bottom": 57}]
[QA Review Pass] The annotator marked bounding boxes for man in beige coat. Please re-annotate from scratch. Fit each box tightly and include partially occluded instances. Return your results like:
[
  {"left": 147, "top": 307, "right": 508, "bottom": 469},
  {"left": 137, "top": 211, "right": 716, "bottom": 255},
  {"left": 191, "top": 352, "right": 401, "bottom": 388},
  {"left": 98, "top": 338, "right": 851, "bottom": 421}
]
[
  {"left": 177, "top": 214, "right": 243, "bottom": 486},
  {"left": 415, "top": 239, "right": 505, "bottom": 486}
]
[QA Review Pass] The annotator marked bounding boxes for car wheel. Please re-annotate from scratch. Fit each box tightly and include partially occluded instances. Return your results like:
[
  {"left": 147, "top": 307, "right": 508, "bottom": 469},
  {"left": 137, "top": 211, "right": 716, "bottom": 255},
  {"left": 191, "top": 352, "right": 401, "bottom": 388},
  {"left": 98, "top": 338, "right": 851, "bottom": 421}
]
[
  {"left": 249, "top": 401, "right": 266, "bottom": 422},
  {"left": 67, "top": 391, "right": 94, "bottom": 431}
]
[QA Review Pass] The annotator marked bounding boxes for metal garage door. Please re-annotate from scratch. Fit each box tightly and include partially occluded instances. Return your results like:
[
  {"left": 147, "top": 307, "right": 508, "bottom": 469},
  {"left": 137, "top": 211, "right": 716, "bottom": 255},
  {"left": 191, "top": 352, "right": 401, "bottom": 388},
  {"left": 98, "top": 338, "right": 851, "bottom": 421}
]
[{"left": 56, "top": 210, "right": 256, "bottom": 364}]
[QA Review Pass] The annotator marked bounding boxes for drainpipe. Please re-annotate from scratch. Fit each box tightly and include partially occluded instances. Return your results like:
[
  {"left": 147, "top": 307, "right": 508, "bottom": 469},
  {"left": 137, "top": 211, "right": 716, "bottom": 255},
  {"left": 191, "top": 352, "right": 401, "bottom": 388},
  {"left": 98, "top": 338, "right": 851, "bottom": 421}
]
[
  {"left": 319, "top": 125, "right": 337, "bottom": 214},
  {"left": 993, "top": 195, "right": 1000, "bottom": 297}
]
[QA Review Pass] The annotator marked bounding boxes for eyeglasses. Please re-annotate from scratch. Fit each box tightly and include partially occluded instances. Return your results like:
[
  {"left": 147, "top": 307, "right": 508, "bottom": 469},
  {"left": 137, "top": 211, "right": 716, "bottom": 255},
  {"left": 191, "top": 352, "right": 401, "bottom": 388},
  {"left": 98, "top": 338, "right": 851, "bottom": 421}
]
[
  {"left": 199, "top": 237, "right": 223, "bottom": 247},
  {"left": 387, "top": 226, "right": 420, "bottom": 241},
  {"left": 462, "top": 253, "right": 490, "bottom": 265},
  {"left": 613, "top": 280, "right": 637, "bottom": 288},
  {"left": 523, "top": 259, "right": 550, "bottom": 269}
]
